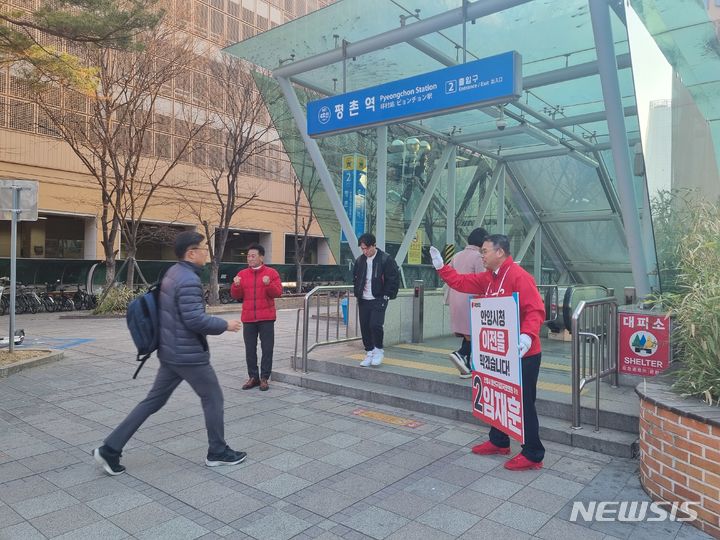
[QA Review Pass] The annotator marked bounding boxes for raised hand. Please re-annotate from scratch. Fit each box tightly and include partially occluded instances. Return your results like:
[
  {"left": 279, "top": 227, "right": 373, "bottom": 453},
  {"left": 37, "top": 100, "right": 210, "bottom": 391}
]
[{"left": 429, "top": 246, "right": 444, "bottom": 270}]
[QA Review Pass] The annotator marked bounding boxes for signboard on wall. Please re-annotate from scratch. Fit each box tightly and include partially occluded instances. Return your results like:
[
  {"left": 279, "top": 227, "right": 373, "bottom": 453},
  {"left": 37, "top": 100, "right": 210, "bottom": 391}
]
[
  {"left": 470, "top": 294, "right": 524, "bottom": 444},
  {"left": 408, "top": 230, "right": 423, "bottom": 264},
  {"left": 618, "top": 312, "right": 671, "bottom": 377},
  {"left": 340, "top": 154, "right": 367, "bottom": 243},
  {"left": 307, "top": 51, "right": 522, "bottom": 137}
]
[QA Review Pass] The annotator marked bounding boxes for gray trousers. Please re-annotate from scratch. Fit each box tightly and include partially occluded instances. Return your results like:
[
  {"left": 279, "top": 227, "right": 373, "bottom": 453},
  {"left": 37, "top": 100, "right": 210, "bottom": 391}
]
[{"left": 105, "top": 362, "right": 226, "bottom": 455}]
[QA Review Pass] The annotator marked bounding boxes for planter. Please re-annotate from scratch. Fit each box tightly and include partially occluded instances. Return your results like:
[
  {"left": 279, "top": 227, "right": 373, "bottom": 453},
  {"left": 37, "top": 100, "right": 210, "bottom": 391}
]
[{"left": 636, "top": 381, "right": 720, "bottom": 538}]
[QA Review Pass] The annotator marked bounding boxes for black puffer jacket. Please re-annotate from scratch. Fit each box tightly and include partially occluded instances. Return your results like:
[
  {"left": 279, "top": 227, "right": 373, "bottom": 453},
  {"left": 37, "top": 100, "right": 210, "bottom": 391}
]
[
  {"left": 157, "top": 261, "right": 227, "bottom": 366},
  {"left": 352, "top": 249, "right": 400, "bottom": 300}
]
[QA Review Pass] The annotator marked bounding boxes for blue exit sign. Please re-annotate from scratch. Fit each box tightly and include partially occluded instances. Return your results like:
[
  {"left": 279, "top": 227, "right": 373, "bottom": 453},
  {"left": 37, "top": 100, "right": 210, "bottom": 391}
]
[{"left": 307, "top": 51, "right": 522, "bottom": 137}]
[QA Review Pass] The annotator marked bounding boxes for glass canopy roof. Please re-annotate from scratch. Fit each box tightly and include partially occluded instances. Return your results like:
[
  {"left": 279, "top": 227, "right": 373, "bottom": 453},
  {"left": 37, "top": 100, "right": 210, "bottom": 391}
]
[
  {"left": 225, "top": 0, "right": 637, "bottom": 158},
  {"left": 224, "top": 0, "right": 720, "bottom": 292}
]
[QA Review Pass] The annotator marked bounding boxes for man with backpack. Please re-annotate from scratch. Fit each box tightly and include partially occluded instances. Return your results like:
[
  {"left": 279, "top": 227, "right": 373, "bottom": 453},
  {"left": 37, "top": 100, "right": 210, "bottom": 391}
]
[
  {"left": 352, "top": 233, "right": 400, "bottom": 367},
  {"left": 93, "top": 231, "right": 244, "bottom": 476}
]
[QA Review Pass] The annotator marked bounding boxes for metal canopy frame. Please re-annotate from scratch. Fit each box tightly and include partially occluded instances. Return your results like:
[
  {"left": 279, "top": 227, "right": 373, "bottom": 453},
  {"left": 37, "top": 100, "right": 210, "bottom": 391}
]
[{"left": 257, "top": 0, "right": 652, "bottom": 294}]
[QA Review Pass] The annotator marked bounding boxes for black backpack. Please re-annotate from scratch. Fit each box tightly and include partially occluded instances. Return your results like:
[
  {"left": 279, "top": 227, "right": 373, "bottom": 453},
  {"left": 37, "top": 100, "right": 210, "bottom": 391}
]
[{"left": 126, "top": 283, "right": 161, "bottom": 379}]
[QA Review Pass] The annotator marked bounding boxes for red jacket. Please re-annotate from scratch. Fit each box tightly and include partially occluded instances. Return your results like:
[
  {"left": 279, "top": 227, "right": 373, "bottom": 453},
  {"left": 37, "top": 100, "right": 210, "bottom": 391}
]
[
  {"left": 230, "top": 265, "right": 283, "bottom": 323},
  {"left": 438, "top": 256, "right": 545, "bottom": 357}
]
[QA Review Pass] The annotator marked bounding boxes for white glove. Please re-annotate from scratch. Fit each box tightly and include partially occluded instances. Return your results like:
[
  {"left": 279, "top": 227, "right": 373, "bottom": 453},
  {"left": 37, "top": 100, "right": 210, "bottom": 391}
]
[
  {"left": 429, "top": 246, "right": 444, "bottom": 270},
  {"left": 519, "top": 333, "right": 532, "bottom": 358}
]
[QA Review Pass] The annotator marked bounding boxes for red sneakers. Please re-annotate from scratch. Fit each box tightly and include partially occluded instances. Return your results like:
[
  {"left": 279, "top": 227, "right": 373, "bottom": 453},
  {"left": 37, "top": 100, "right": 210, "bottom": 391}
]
[
  {"left": 471, "top": 441, "right": 511, "bottom": 455},
  {"left": 504, "top": 453, "right": 543, "bottom": 471}
]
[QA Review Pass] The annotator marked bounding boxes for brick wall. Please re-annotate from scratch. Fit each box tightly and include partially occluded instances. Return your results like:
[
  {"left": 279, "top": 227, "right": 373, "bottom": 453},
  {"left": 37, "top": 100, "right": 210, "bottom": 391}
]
[{"left": 639, "top": 397, "right": 720, "bottom": 538}]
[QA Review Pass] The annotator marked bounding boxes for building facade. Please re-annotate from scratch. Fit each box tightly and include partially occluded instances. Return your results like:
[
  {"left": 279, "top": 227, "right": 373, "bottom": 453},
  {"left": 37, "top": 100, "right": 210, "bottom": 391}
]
[{"left": 0, "top": 0, "right": 335, "bottom": 266}]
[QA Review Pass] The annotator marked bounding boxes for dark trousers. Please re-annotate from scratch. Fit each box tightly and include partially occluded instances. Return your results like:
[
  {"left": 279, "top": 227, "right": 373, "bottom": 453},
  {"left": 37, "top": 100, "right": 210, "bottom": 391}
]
[
  {"left": 105, "top": 363, "right": 226, "bottom": 454},
  {"left": 358, "top": 298, "right": 387, "bottom": 351},
  {"left": 489, "top": 353, "right": 545, "bottom": 462},
  {"left": 243, "top": 320, "right": 275, "bottom": 379},
  {"left": 458, "top": 337, "right": 471, "bottom": 357}
]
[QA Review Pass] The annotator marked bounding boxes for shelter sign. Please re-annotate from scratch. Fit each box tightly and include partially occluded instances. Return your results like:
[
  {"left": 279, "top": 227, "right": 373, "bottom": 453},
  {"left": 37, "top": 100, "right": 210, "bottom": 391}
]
[
  {"left": 341, "top": 154, "right": 367, "bottom": 242},
  {"left": 618, "top": 312, "right": 671, "bottom": 377},
  {"left": 470, "top": 294, "right": 524, "bottom": 444},
  {"left": 307, "top": 51, "right": 522, "bottom": 137}
]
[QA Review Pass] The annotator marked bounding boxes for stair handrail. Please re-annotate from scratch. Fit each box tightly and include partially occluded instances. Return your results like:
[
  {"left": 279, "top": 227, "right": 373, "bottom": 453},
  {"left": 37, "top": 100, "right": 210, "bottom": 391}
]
[
  {"left": 571, "top": 296, "right": 618, "bottom": 431},
  {"left": 293, "top": 284, "right": 359, "bottom": 373}
]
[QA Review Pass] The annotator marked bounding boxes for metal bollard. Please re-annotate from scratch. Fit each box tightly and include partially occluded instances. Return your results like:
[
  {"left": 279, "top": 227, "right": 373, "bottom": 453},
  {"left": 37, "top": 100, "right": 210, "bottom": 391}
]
[{"left": 412, "top": 280, "right": 424, "bottom": 343}]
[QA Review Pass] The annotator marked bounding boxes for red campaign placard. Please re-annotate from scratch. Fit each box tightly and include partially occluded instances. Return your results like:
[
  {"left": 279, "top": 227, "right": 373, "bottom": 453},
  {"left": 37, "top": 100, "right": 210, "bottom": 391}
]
[
  {"left": 471, "top": 371, "right": 524, "bottom": 443},
  {"left": 618, "top": 313, "right": 671, "bottom": 377}
]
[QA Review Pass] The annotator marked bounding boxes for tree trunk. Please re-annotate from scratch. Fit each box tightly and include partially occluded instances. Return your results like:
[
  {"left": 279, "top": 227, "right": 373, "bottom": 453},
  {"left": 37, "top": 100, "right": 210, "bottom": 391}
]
[
  {"left": 104, "top": 256, "right": 116, "bottom": 288},
  {"left": 208, "top": 259, "right": 220, "bottom": 305},
  {"left": 125, "top": 254, "right": 136, "bottom": 289},
  {"left": 296, "top": 261, "right": 303, "bottom": 294}
]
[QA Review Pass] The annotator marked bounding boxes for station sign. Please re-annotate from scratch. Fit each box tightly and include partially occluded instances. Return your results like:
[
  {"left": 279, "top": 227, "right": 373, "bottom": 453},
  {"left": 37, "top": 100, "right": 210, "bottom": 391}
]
[{"left": 307, "top": 51, "right": 522, "bottom": 137}]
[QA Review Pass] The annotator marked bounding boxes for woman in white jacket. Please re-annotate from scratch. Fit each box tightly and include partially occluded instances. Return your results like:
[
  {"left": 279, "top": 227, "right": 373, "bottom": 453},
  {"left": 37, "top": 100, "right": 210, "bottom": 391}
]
[{"left": 446, "top": 227, "right": 487, "bottom": 378}]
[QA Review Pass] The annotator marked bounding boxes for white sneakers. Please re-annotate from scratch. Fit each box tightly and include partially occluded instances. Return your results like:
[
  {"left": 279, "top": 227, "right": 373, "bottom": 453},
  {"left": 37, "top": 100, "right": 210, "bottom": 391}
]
[
  {"left": 360, "top": 350, "right": 374, "bottom": 367},
  {"left": 360, "top": 348, "right": 384, "bottom": 367}
]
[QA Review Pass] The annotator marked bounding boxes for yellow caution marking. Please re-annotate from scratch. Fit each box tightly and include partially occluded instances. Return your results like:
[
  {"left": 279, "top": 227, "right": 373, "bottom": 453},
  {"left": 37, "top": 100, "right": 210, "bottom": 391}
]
[
  {"left": 352, "top": 408, "right": 423, "bottom": 428},
  {"left": 348, "top": 354, "right": 577, "bottom": 394}
]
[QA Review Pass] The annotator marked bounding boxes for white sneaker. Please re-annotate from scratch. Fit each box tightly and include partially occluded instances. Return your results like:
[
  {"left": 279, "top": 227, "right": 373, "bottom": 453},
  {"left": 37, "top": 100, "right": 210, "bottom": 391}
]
[
  {"left": 371, "top": 348, "right": 384, "bottom": 366},
  {"left": 360, "top": 350, "right": 374, "bottom": 367}
]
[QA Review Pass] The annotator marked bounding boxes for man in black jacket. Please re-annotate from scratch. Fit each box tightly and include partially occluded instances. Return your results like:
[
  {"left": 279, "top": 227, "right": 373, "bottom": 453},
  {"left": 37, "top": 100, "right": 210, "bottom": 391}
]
[
  {"left": 93, "top": 231, "right": 244, "bottom": 476},
  {"left": 352, "top": 233, "right": 400, "bottom": 367}
]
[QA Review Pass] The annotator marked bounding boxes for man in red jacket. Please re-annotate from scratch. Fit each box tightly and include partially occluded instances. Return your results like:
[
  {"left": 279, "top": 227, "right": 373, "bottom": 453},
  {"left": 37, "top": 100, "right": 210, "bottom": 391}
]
[
  {"left": 230, "top": 243, "right": 283, "bottom": 391},
  {"left": 430, "top": 234, "right": 546, "bottom": 471}
]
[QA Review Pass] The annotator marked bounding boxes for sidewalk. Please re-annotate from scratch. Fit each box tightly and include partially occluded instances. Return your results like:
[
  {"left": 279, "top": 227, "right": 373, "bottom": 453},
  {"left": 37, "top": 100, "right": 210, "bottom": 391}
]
[{"left": 0, "top": 309, "right": 711, "bottom": 539}]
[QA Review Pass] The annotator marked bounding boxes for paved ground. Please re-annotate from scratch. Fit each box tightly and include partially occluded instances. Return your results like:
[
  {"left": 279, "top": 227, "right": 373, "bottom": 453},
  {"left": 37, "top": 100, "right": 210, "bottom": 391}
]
[{"left": 0, "top": 309, "right": 711, "bottom": 539}]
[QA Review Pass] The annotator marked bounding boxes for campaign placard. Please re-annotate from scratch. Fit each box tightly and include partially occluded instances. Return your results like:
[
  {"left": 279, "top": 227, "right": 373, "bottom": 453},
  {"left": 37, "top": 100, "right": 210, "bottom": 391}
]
[
  {"left": 470, "top": 294, "right": 524, "bottom": 443},
  {"left": 618, "top": 312, "right": 671, "bottom": 377}
]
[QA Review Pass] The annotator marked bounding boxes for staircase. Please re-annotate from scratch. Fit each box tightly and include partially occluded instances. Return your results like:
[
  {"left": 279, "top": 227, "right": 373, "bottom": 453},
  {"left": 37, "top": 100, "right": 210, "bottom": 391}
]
[{"left": 274, "top": 338, "right": 639, "bottom": 458}]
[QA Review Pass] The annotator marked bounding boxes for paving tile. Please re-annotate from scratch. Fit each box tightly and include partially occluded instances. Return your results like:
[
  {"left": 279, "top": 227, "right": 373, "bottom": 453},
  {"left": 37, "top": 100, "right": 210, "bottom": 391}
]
[
  {"left": 86, "top": 490, "right": 152, "bottom": 517},
  {"left": 11, "top": 490, "right": 80, "bottom": 519},
  {"left": 535, "top": 516, "right": 606, "bottom": 540},
  {"left": 256, "top": 473, "right": 312, "bottom": 498},
  {"left": 0, "top": 503, "right": 25, "bottom": 528},
  {"left": 385, "top": 521, "right": 455, "bottom": 540},
  {"left": 175, "top": 480, "right": 238, "bottom": 507},
  {"left": 374, "top": 491, "right": 435, "bottom": 520},
  {"left": 509, "top": 485, "right": 570, "bottom": 515},
  {"left": 199, "top": 492, "right": 265, "bottom": 523},
  {"left": 467, "top": 475, "right": 523, "bottom": 499},
  {"left": 0, "top": 521, "right": 46, "bottom": 539},
  {"left": 291, "top": 488, "right": 361, "bottom": 518},
  {"left": 235, "top": 509, "right": 311, "bottom": 540},
  {"left": 29, "top": 503, "right": 103, "bottom": 537},
  {"left": 109, "top": 502, "right": 178, "bottom": 535},
  {"left": 317, "top": 450, "right": 368, "bottom": 469},
  {"left": 415, "top": 503, "right": 481, "bottom": 536},
  {"left": 0, "top": 476, "right": 59, "bottom": 505},
  {"left": 135, "top": 515, "right": 209, "bottom": 540},
  {"left": 486, "top": 501, "right": 552, "bottom": 535},
  {"left": 339, "top": 506, "right": 408, "bottom": 539},
  {"left": 528, "top": 472, "right": 585, "bottom": 498},
  {"left": 402, "top": 476, "right": 461, "bottom": 502},
  {"left": 442, "top": 488, "right": 503, "bottom": 517},
  {"left": 459, "top": 517, "right": 532, "bottom": 540},
  {"left": 0, "top": 462, "right": 33, "bottom": 484},
  {"left": 263, "top": 452, "right": 314, "bottom": 472},
  {"left": 53, "top": 519, "right": 130, "bottom": 540}
]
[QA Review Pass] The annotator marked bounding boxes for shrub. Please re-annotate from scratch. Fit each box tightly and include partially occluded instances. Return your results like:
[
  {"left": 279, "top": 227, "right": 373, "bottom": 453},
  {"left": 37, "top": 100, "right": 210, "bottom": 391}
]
[
  {"left": 93, "top": 285, "right": 142, "bottom": 315},
  {"left": 658, "top": 198, "right": 720, "bottom": 404}
]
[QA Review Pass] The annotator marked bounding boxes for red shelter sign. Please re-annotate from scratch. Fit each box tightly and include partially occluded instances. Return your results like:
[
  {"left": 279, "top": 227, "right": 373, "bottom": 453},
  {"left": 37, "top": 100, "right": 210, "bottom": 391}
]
[{"left": 618, "top": 313, "right": 671, "bottom": 377}]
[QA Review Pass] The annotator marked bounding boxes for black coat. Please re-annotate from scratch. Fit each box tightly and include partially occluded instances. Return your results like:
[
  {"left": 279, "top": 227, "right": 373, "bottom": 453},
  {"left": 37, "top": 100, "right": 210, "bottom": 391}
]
[
  {"left": 157, "top": 261, "right": 227, "bottom": 366},
  {"left": 352, "top": 249, "right": 400, "bottom": 300}
]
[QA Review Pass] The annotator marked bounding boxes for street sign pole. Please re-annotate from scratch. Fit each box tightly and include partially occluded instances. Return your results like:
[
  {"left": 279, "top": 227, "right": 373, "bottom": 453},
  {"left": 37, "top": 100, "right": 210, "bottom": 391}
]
[{"left": 9, "top": 186, "right": 19, "bottom": 352}]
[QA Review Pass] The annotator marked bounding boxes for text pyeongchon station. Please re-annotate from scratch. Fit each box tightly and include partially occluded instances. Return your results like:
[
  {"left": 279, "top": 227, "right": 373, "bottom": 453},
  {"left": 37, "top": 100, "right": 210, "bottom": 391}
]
[{"left": 307, "top": 51, "right": 522, "bottom": 137}]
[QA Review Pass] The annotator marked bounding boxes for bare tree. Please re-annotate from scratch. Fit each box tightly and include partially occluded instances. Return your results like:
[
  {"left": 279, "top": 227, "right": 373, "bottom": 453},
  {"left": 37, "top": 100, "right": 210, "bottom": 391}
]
[
  {"left": 30, "top": 20, "right": 206, "bottom": 287},
  {"left": 290, "top": 153, "right": 323, "bottom": 293},
  {"left": 183, "top": 57, "right": 283, "bottom": 304}
]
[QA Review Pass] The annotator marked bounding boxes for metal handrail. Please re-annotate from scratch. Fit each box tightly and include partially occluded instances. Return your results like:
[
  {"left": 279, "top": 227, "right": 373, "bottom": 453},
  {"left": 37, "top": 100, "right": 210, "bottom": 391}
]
[
  {"left": 537, "top": 284, "right": 558, "bottom": 324},
  {"left": 571, "top": 296, "right": 618, "bottom": 431},
  {"left": 293, "top": 285, "right": 360, "bottom": 373}
]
